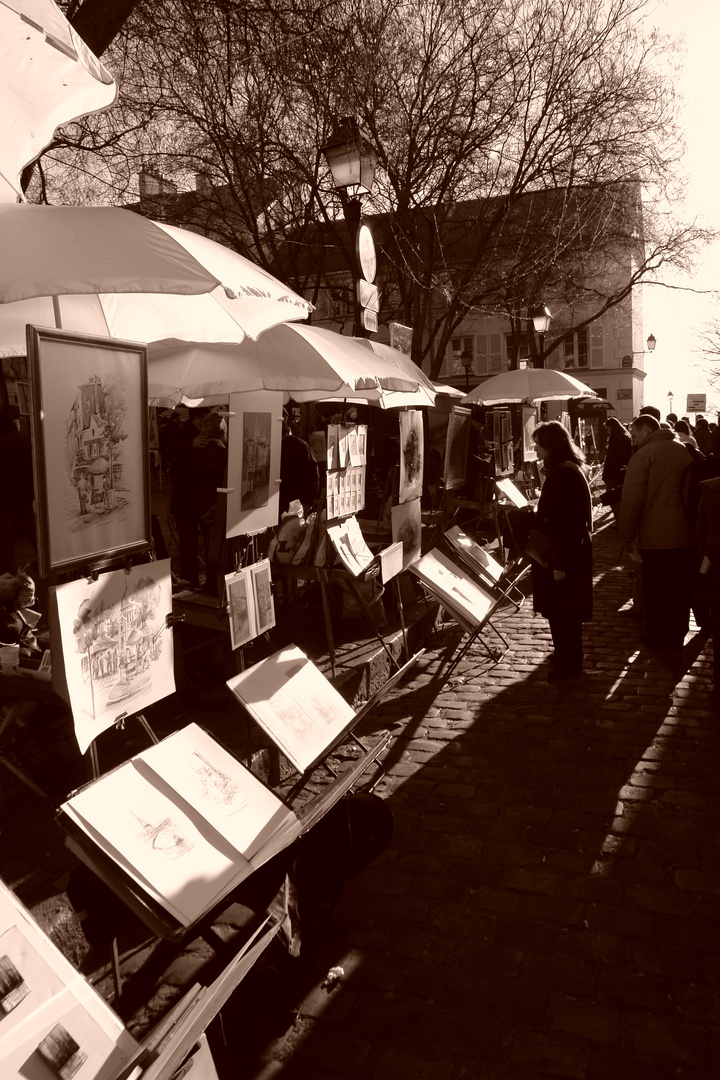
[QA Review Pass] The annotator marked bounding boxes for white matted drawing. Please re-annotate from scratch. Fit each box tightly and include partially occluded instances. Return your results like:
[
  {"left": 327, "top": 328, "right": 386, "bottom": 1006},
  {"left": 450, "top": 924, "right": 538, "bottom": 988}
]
[
  {"left": 226, "top": 646, "right": 356, "bottom": 773},
  {"left": 251, "top": 559, "right": 276, "bottom": 635},
  {"left": 0, "top": 881, "right": 137, "bottom": 1080},
  {"left": 226, "top": 391, "right": 283, "bottom": 537},
  {"left": 224, "top": 568, "right": 256, "bottom": 650},
  {"left": 27, "top": 326, "right": 150, "bottom": 578},
  {"left": 391, "top": 497, "right": 422, "bottom": 568},
  {"left": 52, "top": 560, "right": 175, "bottom": 754},
  {"left": 398, "top": 410, "right": 424, "bottom": 504}
]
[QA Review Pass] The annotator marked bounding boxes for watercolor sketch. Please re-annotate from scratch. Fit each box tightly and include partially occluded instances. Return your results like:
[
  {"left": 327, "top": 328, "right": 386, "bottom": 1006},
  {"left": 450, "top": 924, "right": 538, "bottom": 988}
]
[
  {"left": 53, "top": 559, "right": 175, "bottom": 754},
  {"left": 251, "top": 559, "right": 276, "bottom": 635},
  {"left": 227, "top": 390, "right": 283, "bottom": 537},
  {"left": 27, "top": 327, "right": 150, "bottom": 578},
  {"left": 391, "top": 497, "right": 422, "bottom": 568},
  {"left": 240, "top": 411, "right": 272, "bottom": 510},
  {"left": 224, "top": 568, "right": 257, "bottom": 650},
  {"left": 399, "top": 410, "right": 424, "bottom": 503}
]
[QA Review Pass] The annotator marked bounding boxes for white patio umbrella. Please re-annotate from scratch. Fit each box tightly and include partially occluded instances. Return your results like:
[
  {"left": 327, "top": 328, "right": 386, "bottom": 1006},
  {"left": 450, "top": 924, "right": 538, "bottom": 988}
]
[
  {"left": 146, "top": 324, "right": 435, "bottom": 407},
  {"left": 0, "top": 0, "right": 117, "bottom": 201},
  {"left": 462, "top": 367, "right": 597, "bottom": 406},
  {"left": 0, "top": 203, "right": 313, "bottom": 354}
]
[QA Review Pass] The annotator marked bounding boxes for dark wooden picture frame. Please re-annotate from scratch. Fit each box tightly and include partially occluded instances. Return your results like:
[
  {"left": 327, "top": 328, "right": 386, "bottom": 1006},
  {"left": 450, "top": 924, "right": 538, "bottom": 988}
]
[{"left": 27, "top": 326, "right": 151, "bottom": 578}]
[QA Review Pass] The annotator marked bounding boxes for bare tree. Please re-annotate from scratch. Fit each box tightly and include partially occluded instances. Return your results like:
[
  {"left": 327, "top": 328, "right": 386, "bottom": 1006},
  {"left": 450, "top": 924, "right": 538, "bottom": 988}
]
[{"left": 39, "top": 0, "right": 710, "bottom": 376}]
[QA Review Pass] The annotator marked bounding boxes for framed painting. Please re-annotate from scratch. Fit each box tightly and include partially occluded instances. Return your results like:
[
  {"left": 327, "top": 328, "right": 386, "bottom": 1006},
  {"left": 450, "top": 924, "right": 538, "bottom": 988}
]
[
  {"left": 27, "top": 326, "right": 151, "bottom": 578},
  {"left": 444, "top": 406, "right": 471, "bottom": 490},
  {"left": 492, "top": 409, "right": 514, "bottom": 477},
  {"left": 251, "top": 559, "right": 276, "bottom": 635},
  {"left": 399, "top": 410, "right": 424, "bottom": 503},
  {"left": 522, "top": 406, "right": 537, "bottom": 462},
  {"left": 226, "top": 390, "right": 283, "bottom": 537},
  {"left": 224, "top": 567, "right": 257, "bottom": 650}
]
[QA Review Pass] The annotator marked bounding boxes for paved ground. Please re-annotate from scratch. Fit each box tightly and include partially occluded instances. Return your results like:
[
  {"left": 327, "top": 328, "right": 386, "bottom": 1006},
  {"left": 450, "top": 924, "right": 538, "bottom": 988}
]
[{"left": 214, "top": 507, "right": 720, "bottom": 1079}]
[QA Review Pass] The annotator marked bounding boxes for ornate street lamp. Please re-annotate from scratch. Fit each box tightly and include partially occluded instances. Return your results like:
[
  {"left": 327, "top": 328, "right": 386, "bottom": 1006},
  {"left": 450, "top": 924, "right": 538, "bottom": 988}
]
[
  {"left": 646, "top": 333, "right": 656, "bottom": 353},
  {"left": 530, "top": 303, "right": 553, "bottom": 368},
  {"left": 320, "top": 117, "right": 379, "bottom": 337},
  {"left": 667, "top": 390, "right": 674, "bottom": 415}
]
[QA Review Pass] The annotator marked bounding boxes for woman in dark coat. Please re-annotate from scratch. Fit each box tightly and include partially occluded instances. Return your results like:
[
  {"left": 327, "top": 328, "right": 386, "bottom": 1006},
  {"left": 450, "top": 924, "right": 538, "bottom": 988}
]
[
  {"left": 531, "top": 421, "right": 593, "bottom": 679},
  {"left": 602, "top": 415, "right": 631, "bottom": 488}
]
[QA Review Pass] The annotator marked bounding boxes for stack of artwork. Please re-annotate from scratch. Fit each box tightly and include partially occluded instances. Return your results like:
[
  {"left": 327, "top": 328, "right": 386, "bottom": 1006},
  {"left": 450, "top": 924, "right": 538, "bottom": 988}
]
[
  {"left": 226, "top": 645, "right": 358, "bottom": 773},
  {"left": 60, "top": 723, "right": 302, "bottom": 927},
  {"left": 223, "top": 559, "right": 276, "bottom": 650},
  {"left": 326, "top": 423, "right": 367, "bottom": 520},
  {"left": 50, "top": 559, "right": 175, "bottom": 755},
  {"left": 326, "top": 516, "right": 375, "bottom": 577},
  {"left": 0, "top": 879, "right": 137, "bottom": 1079},
  {"left": 226, "top": 390, "right": 284, "bottom": 538},
  {"left": 409, "top": 548, "right": 494, "bottom": 633}
]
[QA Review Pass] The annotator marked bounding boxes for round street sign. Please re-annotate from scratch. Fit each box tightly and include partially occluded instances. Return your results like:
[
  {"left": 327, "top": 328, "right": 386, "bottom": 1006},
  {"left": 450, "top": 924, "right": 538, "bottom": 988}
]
[{"left": 357, "top": 223, "right": 376, "bottom": 283}]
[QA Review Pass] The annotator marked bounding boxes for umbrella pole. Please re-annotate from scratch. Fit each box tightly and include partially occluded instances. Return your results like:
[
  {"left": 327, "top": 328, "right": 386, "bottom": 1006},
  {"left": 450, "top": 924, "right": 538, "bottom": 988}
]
[{"left": 52, "top": 295, "right": 63, "bottom": 329}]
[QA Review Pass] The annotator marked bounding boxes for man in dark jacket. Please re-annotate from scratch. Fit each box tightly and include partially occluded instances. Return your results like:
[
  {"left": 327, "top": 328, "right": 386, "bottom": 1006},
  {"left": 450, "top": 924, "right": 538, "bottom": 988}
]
[{"left": 619, "top": 414, "right": 695, "bottom": 650}]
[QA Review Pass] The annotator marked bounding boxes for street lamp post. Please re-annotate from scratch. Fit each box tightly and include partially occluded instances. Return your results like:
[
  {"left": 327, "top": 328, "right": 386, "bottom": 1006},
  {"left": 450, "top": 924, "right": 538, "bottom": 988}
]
[
  {"left": 667, "top": 390, "right": 674, "bottom": 415},
  {"left": 530, "top": 303, "right": 553, "bottom": 368},
  {"left": 320, "top": 117, "right": 379, "bottom": 338}
]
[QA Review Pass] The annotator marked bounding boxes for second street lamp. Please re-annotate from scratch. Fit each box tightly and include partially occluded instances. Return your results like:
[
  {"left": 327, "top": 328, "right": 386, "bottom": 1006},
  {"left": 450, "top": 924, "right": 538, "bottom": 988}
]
[
  {"left": 320, "top": 117, "right": 379, "bottom": 337},
  {"left": 530, "top": 303, "right": 553, "bottom": 368}
]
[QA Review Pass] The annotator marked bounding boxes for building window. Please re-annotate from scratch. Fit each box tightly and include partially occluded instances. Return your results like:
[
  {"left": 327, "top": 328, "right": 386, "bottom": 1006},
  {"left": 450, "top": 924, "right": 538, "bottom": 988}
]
[
  {"left": 449, "top": 336, "right": 475, "bottom": 377},
  {"left": 563, "top": 328, "right": 589, "bottom": 369},
  {"left": 477, "top": 333, "right": 503, "bottom": 374}
]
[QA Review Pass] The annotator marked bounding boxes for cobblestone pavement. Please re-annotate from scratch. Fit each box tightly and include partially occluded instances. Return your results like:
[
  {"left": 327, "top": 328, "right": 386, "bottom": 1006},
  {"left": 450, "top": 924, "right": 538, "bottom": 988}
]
[{"left": 221, "top": 508, "right": 720, "bottom": 1080}]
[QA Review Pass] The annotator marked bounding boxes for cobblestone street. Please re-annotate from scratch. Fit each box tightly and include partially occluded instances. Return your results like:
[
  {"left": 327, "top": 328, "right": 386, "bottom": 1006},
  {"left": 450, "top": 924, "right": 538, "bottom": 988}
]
[{"left": 223, "top": 508, "right": 720, "bottom": 1079}]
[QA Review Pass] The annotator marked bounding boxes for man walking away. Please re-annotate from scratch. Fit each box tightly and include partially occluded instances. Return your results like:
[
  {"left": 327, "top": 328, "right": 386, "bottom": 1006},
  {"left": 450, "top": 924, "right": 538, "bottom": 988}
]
[{"left": 619, "top": 414, "right": 696, "bottom": 651}]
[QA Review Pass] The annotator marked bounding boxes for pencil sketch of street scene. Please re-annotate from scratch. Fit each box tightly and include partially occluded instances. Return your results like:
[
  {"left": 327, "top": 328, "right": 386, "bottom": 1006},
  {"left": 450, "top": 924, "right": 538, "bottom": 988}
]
[
  {"left": 241, "top": 411, "right": 271, "bottom": 509},
  {"left": 65, "top": 373, "right": 130, "bottom": 529},
  {"left": 55, "top": 560, "right": 175, "bottom": 753}
]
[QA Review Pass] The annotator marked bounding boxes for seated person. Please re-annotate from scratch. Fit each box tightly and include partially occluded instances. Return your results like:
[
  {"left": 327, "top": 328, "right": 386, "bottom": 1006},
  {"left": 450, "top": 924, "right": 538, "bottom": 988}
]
[{"left": 0, "top": 571, "right": 42, "bottom": 656}]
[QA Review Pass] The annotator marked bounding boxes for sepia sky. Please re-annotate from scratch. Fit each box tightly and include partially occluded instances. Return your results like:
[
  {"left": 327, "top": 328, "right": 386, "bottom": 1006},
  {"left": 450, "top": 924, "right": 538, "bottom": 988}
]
[{"left": 642, "top": 0, "right": 720, "bottom": 416}]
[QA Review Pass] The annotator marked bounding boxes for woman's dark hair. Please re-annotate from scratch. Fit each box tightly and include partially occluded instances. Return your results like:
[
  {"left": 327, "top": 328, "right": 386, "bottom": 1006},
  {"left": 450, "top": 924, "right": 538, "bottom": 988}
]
[
  {"left": 674, "top": 420, "right": 690, "bottom": 435},
  {"left": 533, "top": 420, "right": 585, "bottom": 468}
]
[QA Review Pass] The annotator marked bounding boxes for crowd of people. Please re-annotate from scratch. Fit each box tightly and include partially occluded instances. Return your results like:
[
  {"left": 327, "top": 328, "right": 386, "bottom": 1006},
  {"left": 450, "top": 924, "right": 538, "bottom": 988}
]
[{"left": 528, "top": 406, "right": 720, "bottom": 690}]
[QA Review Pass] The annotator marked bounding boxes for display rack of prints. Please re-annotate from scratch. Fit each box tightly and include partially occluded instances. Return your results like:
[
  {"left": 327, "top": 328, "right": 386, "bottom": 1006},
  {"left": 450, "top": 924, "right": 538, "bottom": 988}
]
[{"left": 325, "top": 424, "right": 367, "bottom": 521}]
